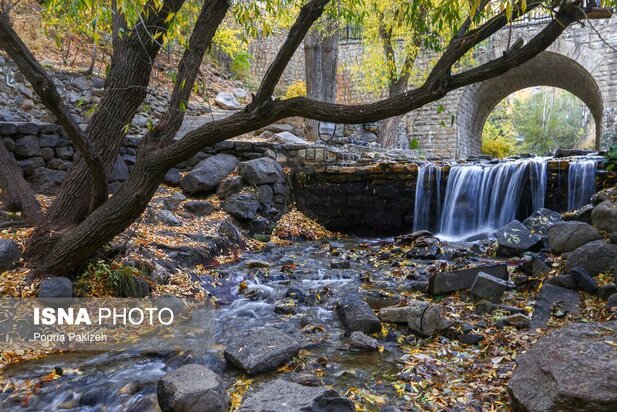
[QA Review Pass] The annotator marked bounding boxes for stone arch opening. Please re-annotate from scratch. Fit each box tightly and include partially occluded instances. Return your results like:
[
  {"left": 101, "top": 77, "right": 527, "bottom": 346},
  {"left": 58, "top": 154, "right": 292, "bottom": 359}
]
[{"left": 456, "top": 51, "right": 604, "bottom": 157}]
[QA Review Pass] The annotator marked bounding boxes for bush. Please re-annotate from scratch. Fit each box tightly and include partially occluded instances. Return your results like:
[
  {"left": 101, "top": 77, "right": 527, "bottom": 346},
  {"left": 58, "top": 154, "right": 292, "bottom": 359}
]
[
  {"left": 482, "top": 135, "right": 514, "bottom": 159},
  {"left": 75, "top": 260, "right": 147, "bottom": 297},
  {"left": 230, "top": 51, "right": 253, "bottom": 78},
  {"left": 283, "top": 80, "right": 306, "bottom": 99}
]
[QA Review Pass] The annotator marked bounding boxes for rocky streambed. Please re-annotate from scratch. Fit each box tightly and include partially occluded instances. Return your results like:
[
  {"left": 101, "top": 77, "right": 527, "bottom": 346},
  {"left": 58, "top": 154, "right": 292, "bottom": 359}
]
[{"left": 1, "top": 194, "right": 617, "bottom": 411}]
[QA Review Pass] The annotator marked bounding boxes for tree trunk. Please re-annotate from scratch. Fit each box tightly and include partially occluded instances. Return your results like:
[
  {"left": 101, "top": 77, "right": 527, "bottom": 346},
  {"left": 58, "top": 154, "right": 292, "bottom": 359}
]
[
  {"left": 379, "top": 78, "right": 409, "bottom": 147},
  {"left": 304, "top": 27, "right": 338, "bottom": 141},
  {"left": 0, "top": 140, "right": 41, "bottom": 224}
]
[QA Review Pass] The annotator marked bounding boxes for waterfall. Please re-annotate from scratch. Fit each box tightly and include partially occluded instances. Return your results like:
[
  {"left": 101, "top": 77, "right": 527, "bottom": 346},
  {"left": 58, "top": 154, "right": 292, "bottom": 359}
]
[
  {"left": 413, "top": 164, "right": 442, "bottom": 232},
  {"left": 529, "top": 158, "right": 548, "bottom": 211},
  {"left": 438, "top": 160, "right": 531, "bottom": 240},
  {"left": 568, "top": 160, "right": 597, "bottom": 210}
]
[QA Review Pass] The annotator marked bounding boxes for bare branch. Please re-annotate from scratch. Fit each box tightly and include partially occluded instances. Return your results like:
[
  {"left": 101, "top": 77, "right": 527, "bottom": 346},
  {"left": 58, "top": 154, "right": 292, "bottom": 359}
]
[
  {"left": 0, "top": 11, "right": 108, "bottom": 209},
  {"left": 251, "top": 0, "right": 331, "bottom": 106}
]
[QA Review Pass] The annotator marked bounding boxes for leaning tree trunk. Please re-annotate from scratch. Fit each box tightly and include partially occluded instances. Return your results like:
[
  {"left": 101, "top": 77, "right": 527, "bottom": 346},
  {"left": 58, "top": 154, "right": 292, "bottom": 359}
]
[
  {"left": 379, "top": 78, "right": 409, "bottom": 147},
  {"left": 0, "top": 140, "right": 41, "bottom": 225},
  {"left": 304, "top": 27, "right": 338, "bottom": 141}
]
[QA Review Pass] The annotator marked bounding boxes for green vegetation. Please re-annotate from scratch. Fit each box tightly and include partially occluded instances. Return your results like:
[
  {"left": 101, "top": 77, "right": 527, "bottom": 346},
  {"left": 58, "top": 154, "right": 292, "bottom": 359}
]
[{"left": 483, "top": 88, "right": 592, "bottom": 157}]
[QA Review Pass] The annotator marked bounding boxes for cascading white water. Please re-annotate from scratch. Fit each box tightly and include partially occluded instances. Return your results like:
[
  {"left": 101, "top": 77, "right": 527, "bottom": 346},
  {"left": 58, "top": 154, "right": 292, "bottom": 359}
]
[
  {"left": 413, "top": 163, "right": 442, "bottom": 232},
  {"left": 437, "top": 159, "right": 547, "bottom": 240},
  {"left": 529, "top": 157, "right": 548, "bottom": 211},
  {"left": 568, "top": 160, "right": 597, "bottom": 210}
]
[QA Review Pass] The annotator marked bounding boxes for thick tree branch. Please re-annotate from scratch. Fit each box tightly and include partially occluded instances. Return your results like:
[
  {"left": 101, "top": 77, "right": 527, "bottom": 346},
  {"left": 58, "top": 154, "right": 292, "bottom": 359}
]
[
  {"left": 0, "top": 11, "right": 109, "bottom": 209},
  {"left": 145, "top": 0, "right": 230, "bottom": 147},
  {"left": 251, "top": 0, "right": 331, "bottom": 106}
]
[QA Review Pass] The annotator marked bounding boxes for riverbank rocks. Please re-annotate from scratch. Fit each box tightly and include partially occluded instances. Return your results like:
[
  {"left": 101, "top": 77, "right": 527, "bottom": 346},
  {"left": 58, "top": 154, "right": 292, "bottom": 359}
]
[
  {"left": 379, "top": 302, "right": 449, "bottom": 337},
  {"left": 237, "top": 157, "right": 285, "bottom": 185},
  {"left": 508, "top": 321, "right": 617, "bottom": 412},
  {"left": 337, "top": 294, "right": 381, "bottom": 336},
  {"left": 180, "top": 154, "right": 239, "bottom": 194},
  {"left": 222, "top": 192, "right": 260, "bottom": 221},
  {"left": 428, "top": 264, "right": 508, "bottom": 294},
  {"left": 569, "top": 267, "right": 598, "bottom": 293},
  {"left": 157, "top": 364, "right": 229, "bottom": 412},
  {"left": 495, "top": 220, "right": 542, "bottom": 257},
  {"left": 592, "top": 200, "right": 617, "bottom": 233},
  {"left": 522, "top": 208, "right": 562, "bottom": 235},
  {"left": 183, "top": 200, "right": 214, "bottom": 216},
  {"left": 38, "top": 277, "right": 73, "bottom": 299},
  {"left": 238, "top": 379, "right": 355, "bottom": 412},
  {"left": 471, "top": 272, "right": 509, "bottom": 301},
  {"left": 349, "top": 331, "right": 379, "bottom": 351},
  {"left": 224, "top": 326, "right": 300, "bottom": 374},
  {"left": 0, "top": 238, "right": 21, "bottom": 271},
  {"left": 530, "top": 284, "right": 580, "bottom": 329},
  {"left": 563, "top": 240, "right": 617, "bottom": 276},
  {"left": 547, "top": 221, "right": 601, "bottom": 254}
]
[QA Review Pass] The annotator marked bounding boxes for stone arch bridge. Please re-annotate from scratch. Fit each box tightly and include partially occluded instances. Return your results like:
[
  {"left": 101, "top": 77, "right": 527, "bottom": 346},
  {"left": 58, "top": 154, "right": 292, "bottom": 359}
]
[{"left": 250, "top": 16, "right": 617, "bottom": 158}]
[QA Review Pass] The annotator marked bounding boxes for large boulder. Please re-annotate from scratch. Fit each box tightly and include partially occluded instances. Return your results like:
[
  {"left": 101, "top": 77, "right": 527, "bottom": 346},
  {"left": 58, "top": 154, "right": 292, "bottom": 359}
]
[
  {"left": 222, "top": 193, "right": 260, "bottom": 221},
  {"left": 591, "top": 200, "right": 617, "bottom": 233},
  {"left": 547, "top": 221, "right": 602, "bottom": 254},
  {"left": 14, "top": 134, "right": 41, "bottom": 158},
  {"left": 238, "top": 379, "right": 354, "bottom": 412},
  {"left": 563, "top": 240, "right": 617, "bottom": 276},
  {"left": 237, "top": 158, "right": 285, "bottom": 185},
  {"left": 508, "top": 321, "right": 617, "bottom": 412},
  {"left": 530, "top": 284, "right": 580, "bottom": 329},
  {"left": 224, "top": 327, "right": 300, "bottom": 375},
  {"left": 495, "top": 220, "right": 542, "bottom": 257},
  {"left": 38, "top": 277, "right": 73, "bottom": 299},
  {"left": 522, "top": 208, "right": 562, "bottom": 236},
  {"left": 337, "top": 294, "right": 381, "bottom": 336},
  {"left": 0, "top": 239, "right": 21, "bottom": 271},
  {"left": 428, "top": 264, "right": 508, "bottom": 294},
  {"left": 157, "top": 364, "right": 229, "bottom": 412},
  {"left": 180, "top": 154, "right": 239, "bottom": 194}
]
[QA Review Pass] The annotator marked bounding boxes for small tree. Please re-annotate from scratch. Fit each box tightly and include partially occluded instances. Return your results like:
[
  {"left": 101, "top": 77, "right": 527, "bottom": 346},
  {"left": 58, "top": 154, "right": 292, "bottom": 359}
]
[{"left": 0, "top": 0, "right": 609, "bottom": 277}]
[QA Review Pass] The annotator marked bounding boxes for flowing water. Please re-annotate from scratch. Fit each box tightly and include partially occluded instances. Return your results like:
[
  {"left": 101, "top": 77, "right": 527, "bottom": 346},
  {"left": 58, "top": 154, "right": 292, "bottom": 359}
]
[
  {"left": 567, "top": 159, "right": 597, "bottom": 210},
  {"left": 413, "top": 163, "right": 442, "bottom": 232}
]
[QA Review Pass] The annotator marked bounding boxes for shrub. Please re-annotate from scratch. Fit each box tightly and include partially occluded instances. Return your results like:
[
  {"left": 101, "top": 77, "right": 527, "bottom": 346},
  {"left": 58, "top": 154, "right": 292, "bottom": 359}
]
[
  {"left": 283, "top": 80, "right": 306, "bottom": 99},
  {"left": 230, "top": 51, "right": 253, "bottom": 78}
]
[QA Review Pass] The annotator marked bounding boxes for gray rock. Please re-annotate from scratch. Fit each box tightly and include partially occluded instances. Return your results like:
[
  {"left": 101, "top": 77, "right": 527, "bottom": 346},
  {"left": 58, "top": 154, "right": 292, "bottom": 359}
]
[
  {"left": 223, "top": 193, "right": 260, "bottom": 221},
  {"left": 180, "top": 154, "right": 239, "bottom": 194},
  {"left": 216, "top": 176, "right": 245, "bottom": 199},
  {"left": 597, "top": 284, "right": 617, "bottom": 300},
  {"left": 14, "top": 135, "right": 41, "bottom": 158},
  {"left": 41, "top": 147, "right": 55, "bottom": 161},
  {"left": 162, "top": 193, "right": 186, "bottom": 211},
  {"left": 215, "top": 92, "right": 242, "bottom": 110},
  {"left": 238, "top": 158, "right": 285, "bottom": 185},
  {"left": 565, "top": 204, "right": 594, "bottom": 224},
  {"left": 0, "top": 239, "right": 21, "bottom": 271},
  {"left": 546, "top": 275, "right": 577, "bottom": 290},
  {"left": 508, "top": 321, "right": 617, "bottom": 412},
  {"left": 503, "top": 313, "right": 530, "bottom": 329},
  {"left": 530, "top": 284, "right": 580, "bottom": 329},
  {"left": 569, "top": 267, "right": 597, "bottom": 293},
  {"left": 70, "top": 76, "right": 93, "bottom": 91},
  {"left": 517, "top": 255, "right": 550, "bottom": 276},
  {"left": 331, "top": 259, "right": 350, "bottom": 269},
  {"left": 0, "top": 123, "right": 18, "bottom": 135},
  {"left": 248, "top": 216, "right": 269, "bottom": 235},
  {"left": 47, "top": 158, "right": 71, "bottom": 171},
  {"left": 256, "top": 184, "right": 273, "bottom": 205},
  {"left": 547, "top": 221, "right": 602, "bottom": 254},
  {"left": 471, "top": 272, "right": 509, "bottom": 301},
  {"left": 109, "top": 156, "right": 129, "bottom": 181},
  {"left": 183, "top": 201, "right": 214, "bottom": 216},
  {"left": 379, "top": 301, "right": 449, "bottom": 337},
  {"left": 337, "top": 294, "right": 381, "bottom": 336},
  {"left": 18, "top": 123, "right": 40, "bottom": 135},
  {"left": 39, "top": 134, "right": 59, "bottom": 147},
  {"left": 157, "top": 364, "right": 229, "bottom": 412},
  {"left": 231, "top": 88, "right": 249, "bottom": 100},
  {"left": 159, "top": 210, "right": 181, "bottom": 226},
  {"left": 224, "top": 327, "right": 300, "bottom": 375},
  {"left": 522, "top": 208, "right": 562, "bottom": 236},
  {"left": 55, "top": 145, "right": 74, "bottom": 160},
  {"left": 274, "top": 131, "right": 307, "bottom": 144},
  {"left": 607, "top": 294, "right": 617, "bottom": 309},
  {"left": 238, "top": 379, "right": 354, "bottom": 412},
  {"left": 610, "top": 232, "right": 617, "bottom": 244},
  {"left": 164, "top": 168, "right": 182, "bottom": 185},
  {"left": 349, "top": 331, "right": 379, "bottom": 351},
  {"left": 428, "top": 264, "right": 508, "bottom": 294},
  {"left": 38, "top": 277, "right": 73, "bottom": 299},
  {"left": 26, "top": 167, "right": 65, "bottom": 194},
  {"left": 564, "top": 240, "right": 617, "bottom": 276},
  {"left": 495, "top": 220, "right": 543, "bottom": 257},
  {"left": 591, "top": 200, "right": 617, "bottom": 234}
]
